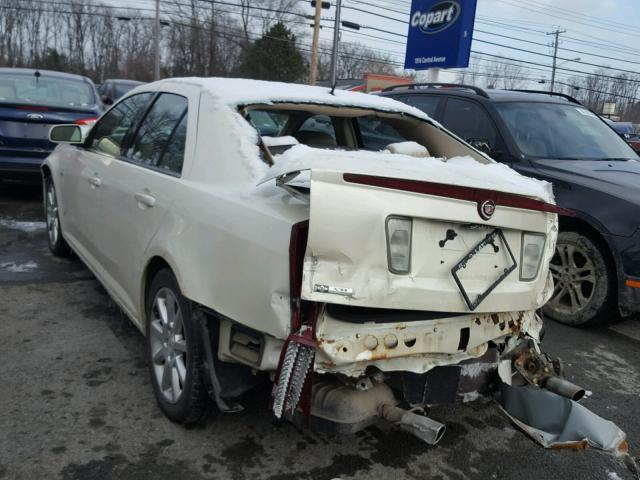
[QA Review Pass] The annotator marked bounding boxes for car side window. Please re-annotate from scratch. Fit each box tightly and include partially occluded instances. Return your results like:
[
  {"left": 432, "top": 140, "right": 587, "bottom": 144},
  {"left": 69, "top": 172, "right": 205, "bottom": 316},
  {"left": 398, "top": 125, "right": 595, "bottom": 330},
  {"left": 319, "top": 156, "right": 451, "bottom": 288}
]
[
  {"left": 441, "top": 98, "right": 498, "bottom": 148},
  {"left": 295, "top": 115, "right": 337, "bottom": 146},
  {"left": 404, "top": 95, "right": 440, "bottom": 118},
  {"left": 89, "top": 92, "right": 152, "bottom": 157},
  {"left": 356, "top": 116, "right": 406, "bottom": 151},
  {"left": 126, "top": 93, "right": 188, "bottom": 173},
  {"left": 156, "top": 113, "right": 187, "bottom": 174}
]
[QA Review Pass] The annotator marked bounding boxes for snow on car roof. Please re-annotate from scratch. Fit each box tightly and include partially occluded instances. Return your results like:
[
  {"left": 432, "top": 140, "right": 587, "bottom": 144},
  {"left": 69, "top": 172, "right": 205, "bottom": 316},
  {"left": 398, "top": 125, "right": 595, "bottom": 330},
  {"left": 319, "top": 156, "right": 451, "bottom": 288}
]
[{"left": 159, "top": 77, "right": 435, "bottom": 121}]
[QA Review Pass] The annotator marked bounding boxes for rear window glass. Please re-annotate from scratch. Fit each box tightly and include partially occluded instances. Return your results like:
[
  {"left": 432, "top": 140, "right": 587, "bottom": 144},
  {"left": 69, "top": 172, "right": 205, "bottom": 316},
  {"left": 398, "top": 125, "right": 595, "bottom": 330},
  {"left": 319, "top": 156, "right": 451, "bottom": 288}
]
[{"left": 0, "top": 73, "right": 96, "bottom": 107}]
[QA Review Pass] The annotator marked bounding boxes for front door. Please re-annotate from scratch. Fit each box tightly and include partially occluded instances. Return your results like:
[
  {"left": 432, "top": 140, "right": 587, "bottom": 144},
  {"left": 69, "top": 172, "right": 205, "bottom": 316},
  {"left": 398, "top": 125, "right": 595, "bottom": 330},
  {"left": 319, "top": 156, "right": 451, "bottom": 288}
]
[{"left": 95, "top": 92, "right": 190, "bottom": 321}]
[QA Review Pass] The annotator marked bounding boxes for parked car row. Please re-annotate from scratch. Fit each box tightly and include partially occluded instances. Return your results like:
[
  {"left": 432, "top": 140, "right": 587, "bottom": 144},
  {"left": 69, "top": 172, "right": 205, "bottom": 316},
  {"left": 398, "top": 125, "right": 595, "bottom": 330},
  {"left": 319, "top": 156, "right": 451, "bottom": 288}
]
[{"left": 0, "top": 68, "right": 144, "bottom": 182}]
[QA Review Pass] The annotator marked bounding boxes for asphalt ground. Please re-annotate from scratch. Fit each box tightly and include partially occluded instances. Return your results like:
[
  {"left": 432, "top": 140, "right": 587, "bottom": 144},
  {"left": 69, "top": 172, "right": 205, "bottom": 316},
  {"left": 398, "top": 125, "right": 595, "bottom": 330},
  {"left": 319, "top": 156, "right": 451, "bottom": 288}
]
[{"left": 1, "top": 182, "right": 639, "bottom": 480}]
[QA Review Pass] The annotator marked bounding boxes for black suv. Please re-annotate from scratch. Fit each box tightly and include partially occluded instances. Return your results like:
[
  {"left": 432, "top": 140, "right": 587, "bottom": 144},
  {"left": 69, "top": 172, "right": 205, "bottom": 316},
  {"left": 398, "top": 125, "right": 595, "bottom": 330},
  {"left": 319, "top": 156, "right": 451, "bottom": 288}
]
[{"left": 381, "top": 84, "right": 640, "bottom": 326}]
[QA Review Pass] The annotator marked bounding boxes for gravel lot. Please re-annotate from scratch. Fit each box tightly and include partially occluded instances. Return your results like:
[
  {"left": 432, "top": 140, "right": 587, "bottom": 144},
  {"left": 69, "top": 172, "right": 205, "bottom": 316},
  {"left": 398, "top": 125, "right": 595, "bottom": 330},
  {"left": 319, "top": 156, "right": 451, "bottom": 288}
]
[{"left": 1, "top": 183, "right": 639, "bottom": 480}]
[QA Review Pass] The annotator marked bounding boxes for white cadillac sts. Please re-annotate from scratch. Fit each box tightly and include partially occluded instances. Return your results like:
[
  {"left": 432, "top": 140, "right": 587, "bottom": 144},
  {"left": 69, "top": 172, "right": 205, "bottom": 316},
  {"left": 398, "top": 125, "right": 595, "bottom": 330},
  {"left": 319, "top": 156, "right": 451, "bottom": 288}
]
[{"left": 43, "top": 78, "right": 578, "bottom": 443}]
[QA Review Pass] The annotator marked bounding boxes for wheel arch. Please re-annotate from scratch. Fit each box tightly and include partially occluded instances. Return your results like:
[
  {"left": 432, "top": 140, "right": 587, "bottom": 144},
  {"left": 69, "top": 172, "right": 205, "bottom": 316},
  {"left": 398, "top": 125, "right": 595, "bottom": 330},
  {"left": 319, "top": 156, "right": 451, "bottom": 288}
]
[
  {"left": 558, "top": 214, "right": 619, "bottom": 300},
  {"left": 141, "top": 255, "right": 186, "bottom": 327}
]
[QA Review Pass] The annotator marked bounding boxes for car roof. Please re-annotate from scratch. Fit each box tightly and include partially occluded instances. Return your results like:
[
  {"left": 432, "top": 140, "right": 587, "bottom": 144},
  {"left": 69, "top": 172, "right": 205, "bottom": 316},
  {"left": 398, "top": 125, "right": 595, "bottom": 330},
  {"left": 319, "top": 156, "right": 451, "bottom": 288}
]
[
  {"left": 0, "top": 67, "right": 91, "bottom": 83},
  {"left": 152, "top": 77, "right": 434, "bottom": 121},
  {"left": 380, "top": 84, "right": 581, "bottom": 105}
]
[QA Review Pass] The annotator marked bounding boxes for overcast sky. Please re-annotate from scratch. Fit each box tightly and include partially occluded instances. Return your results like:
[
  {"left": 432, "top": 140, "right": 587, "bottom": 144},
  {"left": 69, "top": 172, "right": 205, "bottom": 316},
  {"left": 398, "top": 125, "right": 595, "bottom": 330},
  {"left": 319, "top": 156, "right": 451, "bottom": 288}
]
[{"left": 121, "top": 0, "right": 640, "bottom": 87}]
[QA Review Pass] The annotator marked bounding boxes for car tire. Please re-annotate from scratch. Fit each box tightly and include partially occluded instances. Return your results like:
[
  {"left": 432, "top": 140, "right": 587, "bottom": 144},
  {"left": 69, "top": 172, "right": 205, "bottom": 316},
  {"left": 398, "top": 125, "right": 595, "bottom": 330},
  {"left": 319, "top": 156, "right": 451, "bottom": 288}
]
[
  {"left": 44, "top": 177, "right": 72, "bottom": 257},
  {"left": 542, "top": 231, "right": 614, "bottom": 326},
  {"left": 146, "top": 269, "right": 212, "bottom": 424}
]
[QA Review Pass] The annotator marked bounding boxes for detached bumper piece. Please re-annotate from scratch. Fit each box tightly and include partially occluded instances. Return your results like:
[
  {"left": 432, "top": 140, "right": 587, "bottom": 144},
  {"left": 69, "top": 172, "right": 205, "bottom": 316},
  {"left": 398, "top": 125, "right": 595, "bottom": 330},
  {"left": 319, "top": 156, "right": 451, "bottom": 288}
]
[{"left": 500, "top": 383, "right": 627, "bottom": 455}]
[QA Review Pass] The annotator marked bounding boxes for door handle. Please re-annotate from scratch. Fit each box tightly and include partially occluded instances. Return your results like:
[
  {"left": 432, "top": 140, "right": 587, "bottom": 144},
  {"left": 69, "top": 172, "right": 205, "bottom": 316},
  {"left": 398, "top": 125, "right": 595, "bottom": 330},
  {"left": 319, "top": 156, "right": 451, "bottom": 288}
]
[
  {"left": 134, "top": 192, "right": 156, "bottom": 208},
  {"left": 88, "top": 175, "right": 102, "bottom": 188}
]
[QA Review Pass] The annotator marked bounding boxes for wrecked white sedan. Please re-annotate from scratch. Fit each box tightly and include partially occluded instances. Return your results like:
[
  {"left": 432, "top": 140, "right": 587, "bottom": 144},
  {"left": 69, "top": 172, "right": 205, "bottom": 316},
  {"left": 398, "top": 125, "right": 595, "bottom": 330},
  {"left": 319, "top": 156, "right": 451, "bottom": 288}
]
[{"left": 43, "top": 78, "right": 617, "bottom": 447}]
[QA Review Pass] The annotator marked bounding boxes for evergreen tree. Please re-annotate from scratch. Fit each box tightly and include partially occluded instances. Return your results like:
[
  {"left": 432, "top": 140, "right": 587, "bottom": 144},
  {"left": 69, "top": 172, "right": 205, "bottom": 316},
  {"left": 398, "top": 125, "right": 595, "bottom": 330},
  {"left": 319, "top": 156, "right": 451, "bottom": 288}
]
[{"left": 240, "top": 23, "right": 306, "bottom": 82}]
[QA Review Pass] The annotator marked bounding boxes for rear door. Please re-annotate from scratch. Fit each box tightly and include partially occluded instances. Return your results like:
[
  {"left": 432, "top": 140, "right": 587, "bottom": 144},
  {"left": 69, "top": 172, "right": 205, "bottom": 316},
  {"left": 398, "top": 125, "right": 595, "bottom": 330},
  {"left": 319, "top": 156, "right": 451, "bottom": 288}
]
[{"left": 94, "top": 91, "right": 191, "bottom": 318}]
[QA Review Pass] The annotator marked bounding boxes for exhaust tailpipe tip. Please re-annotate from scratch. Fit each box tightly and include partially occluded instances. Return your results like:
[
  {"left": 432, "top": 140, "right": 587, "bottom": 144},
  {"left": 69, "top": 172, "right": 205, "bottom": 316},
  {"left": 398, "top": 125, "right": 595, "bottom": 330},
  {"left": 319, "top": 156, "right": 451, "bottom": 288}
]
[
  {"left": 381, "top": 405, "right": 446, "bottom": 445},
  {"left": 543, "top": 376, "right": 586, "bottom": 402}
]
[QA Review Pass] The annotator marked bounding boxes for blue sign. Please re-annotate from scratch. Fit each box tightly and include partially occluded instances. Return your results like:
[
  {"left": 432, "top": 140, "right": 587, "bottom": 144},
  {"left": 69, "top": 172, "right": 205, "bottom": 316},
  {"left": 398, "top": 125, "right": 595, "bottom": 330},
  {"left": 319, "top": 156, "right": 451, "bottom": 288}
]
[{"left": 404, "top": 0, "right": 478, "bottom": 70}]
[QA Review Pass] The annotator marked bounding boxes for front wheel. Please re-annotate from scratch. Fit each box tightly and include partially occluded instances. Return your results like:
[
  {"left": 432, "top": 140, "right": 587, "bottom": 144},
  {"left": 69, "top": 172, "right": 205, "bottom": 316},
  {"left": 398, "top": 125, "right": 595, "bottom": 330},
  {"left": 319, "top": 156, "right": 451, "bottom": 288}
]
[
  {"left": 146, "top": 269, "right": 212, "bottom": 424},
  {"left": 542, "top": 231, "right": 614, "bottom": 326},
  {"left": 44, "top": 177, "right": 72, "bottom": 257}
]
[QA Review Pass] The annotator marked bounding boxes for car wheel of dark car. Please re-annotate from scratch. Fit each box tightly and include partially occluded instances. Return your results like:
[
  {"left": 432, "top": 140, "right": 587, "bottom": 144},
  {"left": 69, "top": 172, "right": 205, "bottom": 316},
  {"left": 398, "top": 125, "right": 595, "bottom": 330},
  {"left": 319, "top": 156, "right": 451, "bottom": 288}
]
[
  {"left": 543, "top": 231, "right": 614, "bottom": 326},
  {"left": 44, "top": 178, "right": 72, "bottom": 257},
  {"left": 146, "top": 269, "right": 212, "bottom": 424}
]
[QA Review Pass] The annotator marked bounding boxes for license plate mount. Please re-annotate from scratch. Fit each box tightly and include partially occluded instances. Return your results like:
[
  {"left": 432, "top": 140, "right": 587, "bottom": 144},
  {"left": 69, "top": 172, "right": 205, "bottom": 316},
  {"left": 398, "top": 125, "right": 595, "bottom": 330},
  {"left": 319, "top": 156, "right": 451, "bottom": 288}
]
[{"left": 451, "top": 229, "right": 517, "bottom": 311}]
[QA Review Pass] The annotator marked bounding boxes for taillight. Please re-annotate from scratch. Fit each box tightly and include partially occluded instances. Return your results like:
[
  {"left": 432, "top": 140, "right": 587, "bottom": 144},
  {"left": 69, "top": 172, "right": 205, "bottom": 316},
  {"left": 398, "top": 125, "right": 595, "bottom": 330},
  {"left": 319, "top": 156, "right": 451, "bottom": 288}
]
[
  {"left": 386, "top": 216, "right": 412, "bottom": 274},
  {"left": 74, "top": 117, "right": 98, "bottom": 125}
]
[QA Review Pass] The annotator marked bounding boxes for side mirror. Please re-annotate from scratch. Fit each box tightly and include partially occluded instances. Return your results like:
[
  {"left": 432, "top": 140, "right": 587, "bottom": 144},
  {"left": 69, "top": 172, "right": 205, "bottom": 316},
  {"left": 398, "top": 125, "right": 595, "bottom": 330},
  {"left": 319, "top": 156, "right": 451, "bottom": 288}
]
[
  {"left": 49, "top": 125, "right": 84, "bottom": 144},
  {"left": 101, "top": 95, "right": 113, "bottom": 105}
]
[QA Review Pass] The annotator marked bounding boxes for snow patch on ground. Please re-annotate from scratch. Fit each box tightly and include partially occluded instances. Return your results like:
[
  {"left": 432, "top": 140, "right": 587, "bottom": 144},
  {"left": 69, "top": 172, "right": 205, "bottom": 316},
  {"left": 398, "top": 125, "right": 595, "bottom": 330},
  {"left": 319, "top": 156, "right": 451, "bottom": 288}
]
[
  {"left": 607, "top": 472, "right": 623, "bottom": 480},
  {"left": 1, "top": 261, "right": 38, "bottom": 273},
  {"left": 0, "top": 219, "right": 46, "bottom": 232},
  {"left": 460, "top": 362, "right": 496, "bottom": 379}
]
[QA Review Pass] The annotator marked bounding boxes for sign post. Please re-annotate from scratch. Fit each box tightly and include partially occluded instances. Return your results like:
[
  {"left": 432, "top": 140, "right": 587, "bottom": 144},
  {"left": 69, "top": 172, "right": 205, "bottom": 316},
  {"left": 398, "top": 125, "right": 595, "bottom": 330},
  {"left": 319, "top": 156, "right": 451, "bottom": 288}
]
[{"left": 404, "top": 0, "right": 478, "bottom": 72}]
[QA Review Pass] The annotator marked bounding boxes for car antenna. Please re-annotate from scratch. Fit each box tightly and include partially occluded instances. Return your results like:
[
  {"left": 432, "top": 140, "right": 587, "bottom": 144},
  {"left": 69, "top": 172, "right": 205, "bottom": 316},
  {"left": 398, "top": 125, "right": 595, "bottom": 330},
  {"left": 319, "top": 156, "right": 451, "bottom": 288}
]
[{"left": 34, "top": 70, "right": 41, "bottom": 84}]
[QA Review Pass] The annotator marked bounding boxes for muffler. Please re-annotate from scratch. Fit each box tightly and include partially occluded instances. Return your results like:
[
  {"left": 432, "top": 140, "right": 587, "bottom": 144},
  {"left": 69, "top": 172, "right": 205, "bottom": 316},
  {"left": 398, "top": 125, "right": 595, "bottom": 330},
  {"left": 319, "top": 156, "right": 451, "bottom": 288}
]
[
  {"left": 542, "top": 376, "right": 586, "bottom": 401},
  {"left": 381, "top": 404, "right": 446, "bottom": 445}
]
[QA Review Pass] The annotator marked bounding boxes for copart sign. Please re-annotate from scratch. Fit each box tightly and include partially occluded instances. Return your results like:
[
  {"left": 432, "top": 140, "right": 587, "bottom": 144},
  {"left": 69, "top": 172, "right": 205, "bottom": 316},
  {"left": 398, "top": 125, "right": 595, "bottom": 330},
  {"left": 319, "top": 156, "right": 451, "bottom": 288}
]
[{"left": 404, "top": 0, "right": 477, "bottom": 70}]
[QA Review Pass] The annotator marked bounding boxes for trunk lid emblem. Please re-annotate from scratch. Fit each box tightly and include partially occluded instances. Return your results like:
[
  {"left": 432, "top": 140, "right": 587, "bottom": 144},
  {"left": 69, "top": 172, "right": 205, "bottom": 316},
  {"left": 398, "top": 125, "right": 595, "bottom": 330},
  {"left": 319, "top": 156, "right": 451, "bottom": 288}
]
[{"left": 479, "top": 199, "right": 496, "bottom": 220}]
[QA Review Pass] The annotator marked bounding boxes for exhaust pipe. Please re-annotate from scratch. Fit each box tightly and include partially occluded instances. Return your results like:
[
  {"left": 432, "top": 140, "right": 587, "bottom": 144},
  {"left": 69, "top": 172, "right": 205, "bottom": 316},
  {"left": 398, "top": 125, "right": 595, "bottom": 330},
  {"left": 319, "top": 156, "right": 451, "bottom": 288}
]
[
  {"left": 543, "top": 376, "right": 586, "bottom": 402},
  {"left": 381, "top": 405, "right": 446, "bottom": 445}
]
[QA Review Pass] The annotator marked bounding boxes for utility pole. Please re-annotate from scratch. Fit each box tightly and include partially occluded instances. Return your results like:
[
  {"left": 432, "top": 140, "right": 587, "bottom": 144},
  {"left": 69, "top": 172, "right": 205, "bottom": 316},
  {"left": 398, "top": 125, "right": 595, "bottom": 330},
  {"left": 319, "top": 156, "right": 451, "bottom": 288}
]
[
  {"left": 547, "top": 28, "right": 566, "bottom": 92},
  {"left": 154, "top": 0, "right": 160, "bottom": 81},
  {"left": 309, "top": 0, "right": 323, "bottom": 85},
  {"left": 330, "top": 0, "right": 342, "bottom": 91}
]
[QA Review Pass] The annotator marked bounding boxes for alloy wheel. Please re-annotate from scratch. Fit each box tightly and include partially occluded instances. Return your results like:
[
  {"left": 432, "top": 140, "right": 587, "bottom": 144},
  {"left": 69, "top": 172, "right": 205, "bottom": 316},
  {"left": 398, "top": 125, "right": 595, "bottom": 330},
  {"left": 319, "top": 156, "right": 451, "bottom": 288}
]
[
  {"left": 149, "top": 288, "right": 188, "bottom": 404},
  {"left": 547, "top": 243, "right": 597, "bottom": 315},
  {"left": 46, "top": 182, "right": 59, "bottom": 246}
]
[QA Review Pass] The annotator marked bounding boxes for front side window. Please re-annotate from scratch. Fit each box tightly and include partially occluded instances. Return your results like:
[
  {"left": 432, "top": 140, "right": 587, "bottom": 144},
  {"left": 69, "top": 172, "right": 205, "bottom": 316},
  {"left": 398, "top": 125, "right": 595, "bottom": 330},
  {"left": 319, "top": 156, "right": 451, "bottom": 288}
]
[
  {"left": 89, "top": 92, "right": 152, "bottom": 157},
  {"left": 496, "top": 102, "right": 637, "bottom": 160},
  {"left": 127, "top": 93, "right": 188, "bottom": 173},
  {"left": 442, "top": 98, "right": 498, "bottom": 148}
]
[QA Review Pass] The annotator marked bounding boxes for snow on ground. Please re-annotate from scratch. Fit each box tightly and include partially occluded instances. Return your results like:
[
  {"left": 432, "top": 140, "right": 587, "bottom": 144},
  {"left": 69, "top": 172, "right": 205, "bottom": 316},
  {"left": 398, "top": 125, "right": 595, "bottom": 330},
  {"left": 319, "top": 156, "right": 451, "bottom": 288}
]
[
  {"left": 0, "top": 219, "right": 46, "bottom": 232},
  {"left": 260, "top": 144, "right": 553, "bottom": 202},
  {"left": 1, "top": 261, "right": 38, "bottom": 273}
]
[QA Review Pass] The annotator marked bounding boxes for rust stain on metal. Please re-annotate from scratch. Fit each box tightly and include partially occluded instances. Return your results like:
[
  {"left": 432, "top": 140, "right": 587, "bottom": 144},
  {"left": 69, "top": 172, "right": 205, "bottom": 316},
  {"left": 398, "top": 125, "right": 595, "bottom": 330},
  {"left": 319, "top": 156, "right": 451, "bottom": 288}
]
[
  {"left": 617, "top": 438, "right": 629, "bottom": 454},
  {"left": 474, "top": 318, "right": 482, "bottom": 325},
  {"left": 551, "top": 440, "right": 589, "bottom": 451},
  {"left": 491, "top": 314, "right": 499, "bottom": 325}
]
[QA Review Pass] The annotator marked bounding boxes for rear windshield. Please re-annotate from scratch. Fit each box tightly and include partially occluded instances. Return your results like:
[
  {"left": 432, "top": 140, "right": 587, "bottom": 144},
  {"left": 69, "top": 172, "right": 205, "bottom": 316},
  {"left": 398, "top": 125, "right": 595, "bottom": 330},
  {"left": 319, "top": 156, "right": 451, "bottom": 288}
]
[
  {"left": 0, "top": 73, "right": 96, "bottom": 108},
  {"left": 495, "top": 102, "right": 636, "bottom": 161},
  {"left": 247, "top": 108, "right": 408, "bottom": 154}
]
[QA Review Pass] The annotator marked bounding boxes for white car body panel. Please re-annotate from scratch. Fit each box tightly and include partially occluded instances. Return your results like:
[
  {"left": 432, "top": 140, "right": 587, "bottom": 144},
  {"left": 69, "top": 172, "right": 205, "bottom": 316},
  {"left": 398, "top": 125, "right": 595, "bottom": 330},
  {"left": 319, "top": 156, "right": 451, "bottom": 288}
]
[{"left": 43, "top": 77, "right": 559, "bottom": 376}]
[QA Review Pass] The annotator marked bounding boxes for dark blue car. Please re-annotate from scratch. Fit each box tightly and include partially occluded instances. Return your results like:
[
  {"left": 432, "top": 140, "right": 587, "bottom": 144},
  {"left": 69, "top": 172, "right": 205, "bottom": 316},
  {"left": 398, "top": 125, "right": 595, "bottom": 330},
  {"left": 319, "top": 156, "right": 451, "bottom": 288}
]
[{"left": 0, "top": 68, "right": 103, "bottom": 182}]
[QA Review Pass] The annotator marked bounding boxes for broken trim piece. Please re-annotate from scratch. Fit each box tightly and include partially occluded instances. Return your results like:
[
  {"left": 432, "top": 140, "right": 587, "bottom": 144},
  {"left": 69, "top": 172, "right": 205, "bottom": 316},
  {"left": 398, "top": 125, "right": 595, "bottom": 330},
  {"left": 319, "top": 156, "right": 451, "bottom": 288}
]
[{"left": 343, "top": 173, "right": 576, "bottom": 217}]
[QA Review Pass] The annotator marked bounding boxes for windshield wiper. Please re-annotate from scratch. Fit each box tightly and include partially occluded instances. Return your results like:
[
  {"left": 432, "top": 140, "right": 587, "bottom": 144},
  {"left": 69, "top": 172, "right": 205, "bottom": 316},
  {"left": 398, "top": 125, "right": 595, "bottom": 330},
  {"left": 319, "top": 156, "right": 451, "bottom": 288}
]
[{"left": 602, "top": 158, "right": 633, "bottom": 162}]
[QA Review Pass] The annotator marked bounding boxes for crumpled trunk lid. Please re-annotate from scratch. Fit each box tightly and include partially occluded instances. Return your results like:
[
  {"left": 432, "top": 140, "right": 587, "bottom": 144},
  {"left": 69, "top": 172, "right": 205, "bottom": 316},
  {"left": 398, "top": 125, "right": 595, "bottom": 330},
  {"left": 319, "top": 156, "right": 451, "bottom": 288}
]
[{"left": 260, "top": 146, "right": 558, "bottom": 314}]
